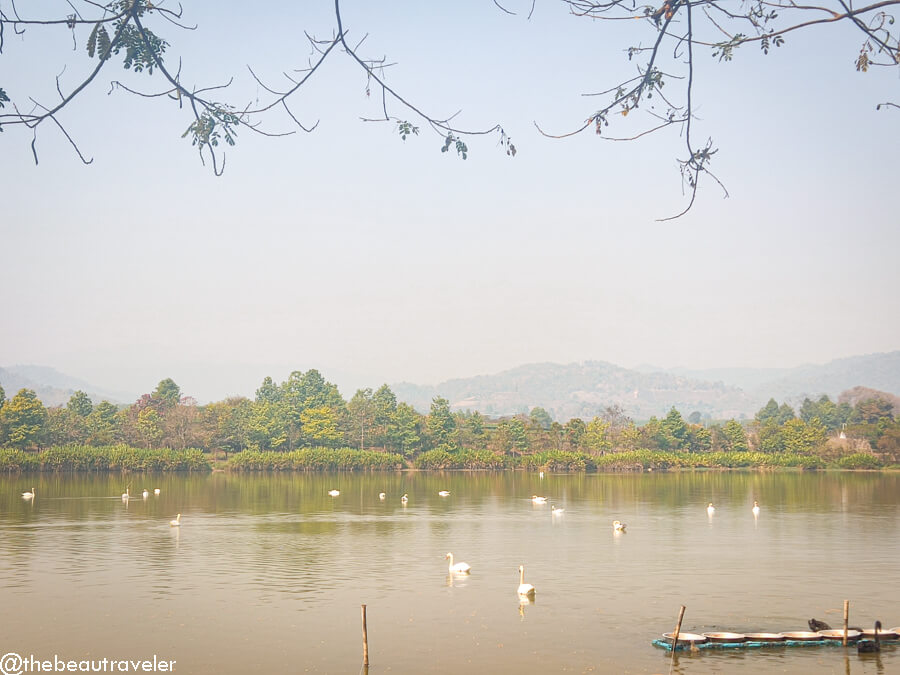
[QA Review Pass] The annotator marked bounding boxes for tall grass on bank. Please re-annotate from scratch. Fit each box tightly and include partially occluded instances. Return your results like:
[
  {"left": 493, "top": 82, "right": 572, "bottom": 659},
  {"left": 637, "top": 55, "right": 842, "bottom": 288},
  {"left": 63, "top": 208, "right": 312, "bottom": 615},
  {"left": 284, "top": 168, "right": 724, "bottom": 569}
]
[
  {"left": 226, "top": 448, "right": 406, "bottom": 471},
  {"left": 0, "top": 445, "right": 211, "bottom": 472}
]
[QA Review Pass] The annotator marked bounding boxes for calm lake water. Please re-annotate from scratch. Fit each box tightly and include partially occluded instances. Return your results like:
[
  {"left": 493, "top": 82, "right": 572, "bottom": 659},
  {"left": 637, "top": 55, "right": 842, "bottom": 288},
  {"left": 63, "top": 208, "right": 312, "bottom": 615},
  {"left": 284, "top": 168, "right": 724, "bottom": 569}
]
[{"left": 1, "top": 471, "right": 898, "bottom": 674}]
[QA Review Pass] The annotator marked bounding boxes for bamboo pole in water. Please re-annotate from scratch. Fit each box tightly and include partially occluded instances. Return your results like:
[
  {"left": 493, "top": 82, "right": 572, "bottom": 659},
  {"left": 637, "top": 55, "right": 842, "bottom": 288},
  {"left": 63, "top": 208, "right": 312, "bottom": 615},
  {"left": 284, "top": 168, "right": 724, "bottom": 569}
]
[
  {"left": 670, "top": 605, "right": 686, "bottom": 655},
  {"left": 843, "top": 600, "right": 849, "bottom": 646},
  {"left": 361, "top": 604, "right": 369, "bottom": 666}
]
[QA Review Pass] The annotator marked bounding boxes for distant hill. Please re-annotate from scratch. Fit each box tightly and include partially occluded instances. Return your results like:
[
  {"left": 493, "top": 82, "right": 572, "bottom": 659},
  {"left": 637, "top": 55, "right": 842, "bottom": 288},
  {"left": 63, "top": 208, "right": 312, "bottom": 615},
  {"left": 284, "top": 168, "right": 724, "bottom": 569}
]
[
  {"left": 393, "top": 352, "right": 900, "bottom": 422},
  {"left": 747, "top": 352, "right": 900, "bottom": 403},
  {"left": 393, "top": 361, "right": 756, "bottom": 421},
  {"left": 0, "top": 365, "right": 134, "bottom": 408}
]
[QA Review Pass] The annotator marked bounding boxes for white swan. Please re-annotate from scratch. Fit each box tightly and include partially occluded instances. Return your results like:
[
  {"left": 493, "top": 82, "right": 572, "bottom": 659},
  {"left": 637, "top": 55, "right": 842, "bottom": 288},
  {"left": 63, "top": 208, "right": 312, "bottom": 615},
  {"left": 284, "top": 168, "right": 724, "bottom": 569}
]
[
  {"left": 142, "top": 489, "right": 149, "bottom": 499},
  {"left": 752, "top": 501, "right": 760, "bottom": 516},
  {"left": 401, "top": 493, "right": 409, "bottom": 504},
  {"left": 121, "top": 488, "right": 130, "bottom": 501},
  {"left": 22, "top": 487, "right": 35, "bottom": 500},
  {"left": 551, "top": 505, "right": 565, "bottom": 515},
  {"left": 438, "top": 490, "right": 450, "bottom": 497},
  {"left": 613, "top": 520, "right": 626, "bottom": 532},
  {"left": 154, "top": 488, "right": 161, "bottom": 495},
  {"left": 707, "top": 502, "right": 715, "bottom": 515},
  {"left": 445, "top": 552, "right": 471, "bottom": 574},
  {"left": 378, "top": 492, "right": 386, "bottom": 500},
  {"left": 517, "top": 565, "right": 536, "bottom": 597},
  {"left": 328, "top": 489, "right": 340, "bottom": 497},
  {"left": 169, "top": 513, "right": 181, "bottom": 527},
  {"left": 531, "top": 495, "right": 547, "bottom": 504}
]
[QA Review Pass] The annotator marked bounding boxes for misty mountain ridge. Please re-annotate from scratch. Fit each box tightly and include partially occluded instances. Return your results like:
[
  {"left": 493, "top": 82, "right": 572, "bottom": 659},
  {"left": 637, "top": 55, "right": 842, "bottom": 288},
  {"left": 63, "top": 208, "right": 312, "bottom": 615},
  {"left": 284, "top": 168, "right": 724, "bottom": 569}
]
[
  {"left": 0, "top": 365, "right": 136, "bottom": 408},
  {"left": 393, "top": 352, "right": 900, "bottom": 421},
  {"left": 2, "top": 351, "right": 898, "bottom": 421}
]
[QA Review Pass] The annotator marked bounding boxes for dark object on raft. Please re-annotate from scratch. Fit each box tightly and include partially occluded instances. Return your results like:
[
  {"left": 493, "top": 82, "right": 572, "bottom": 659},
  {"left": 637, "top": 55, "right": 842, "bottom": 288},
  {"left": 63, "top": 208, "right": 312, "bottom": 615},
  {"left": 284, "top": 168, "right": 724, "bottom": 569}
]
[
  {"left": 809, "top": 618, "right": 831, "bottom": 631},
  {"left": 858, "top": 621, "right": 882, "bottom": 654}
]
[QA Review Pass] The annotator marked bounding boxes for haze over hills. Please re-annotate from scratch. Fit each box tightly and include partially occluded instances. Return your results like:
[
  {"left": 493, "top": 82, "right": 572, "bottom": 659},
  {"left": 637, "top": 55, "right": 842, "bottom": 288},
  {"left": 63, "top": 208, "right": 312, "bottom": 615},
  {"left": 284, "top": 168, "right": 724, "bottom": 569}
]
[
  {"left": 2, "top": 351, "right": 898, "bottom": 421},
  {"left": 0, "top": 365, "right": 136, "bottom": 408},
  {"left": 392, "top": 351, "right": 900, "bottom": 421}
]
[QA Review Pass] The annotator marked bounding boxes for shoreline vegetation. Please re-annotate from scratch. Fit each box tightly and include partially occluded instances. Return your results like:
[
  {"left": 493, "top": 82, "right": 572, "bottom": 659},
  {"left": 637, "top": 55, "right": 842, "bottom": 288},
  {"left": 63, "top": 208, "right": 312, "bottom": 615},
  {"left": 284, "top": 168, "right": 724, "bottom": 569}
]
[
  {"left": 0, "top": 445, "right": 893, "bottom": 473},
  {"left": 1, "top": 370, "right": 898, "bottom": 472}
]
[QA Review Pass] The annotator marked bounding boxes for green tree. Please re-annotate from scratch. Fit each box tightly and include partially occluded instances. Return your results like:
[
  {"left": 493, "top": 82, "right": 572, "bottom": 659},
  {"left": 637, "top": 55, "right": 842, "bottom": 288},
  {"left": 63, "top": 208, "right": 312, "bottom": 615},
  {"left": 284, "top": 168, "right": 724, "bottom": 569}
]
[
  {"left": 347, "top": 388, "right": 375, "bottom": 449},
  {"left": 300, "top": 405, "right": 342, "bottom": 446},
  {"left": 780, "top": 418, "right": 826, "bottom": 454},
  {"left": 136, "top": 407, "right": 163, "bottom": 448},
  {"left": 427, "top": 396, "right": 456, "bottom": 447},
  {"left": 662, "top": 407, "right": 689, "bottom": 449},
  {"left": 67, "top": 390, "right": 94, "bottom": 417},
  {"left": 1, "top": 388, "right": 48, "bottom": 449},
  {"left": 255, "top": 376, "right": 280, "bottom": 404},
  {"left": 722, "top": 419, "right": 749, "bottom": 452},
  {"left": 0, "top": 383, "right": 6, "bottom": 409},
  {"left": 563, "top": 418, "right": 586, "bottom": 449},
  {"left": 582, "top": 417, "right": 612, "bottom": 454},
  {"left": 372, "top": 384, "right": 398, "bottom": 446},
  {"left": 529, "top": 407, "right": 553, "bottom": 431},
  {"left": 87, "top": 400, "right": 121, "bottom": 445},
  {"left": 152, "top": 378, "right": 181, "bottom": 406},
  {"left": 756, "top": 399, "right": 780, "bottom": 424},
  {"left": 390, "top": 402, "right": 421, "bottom": 457}
]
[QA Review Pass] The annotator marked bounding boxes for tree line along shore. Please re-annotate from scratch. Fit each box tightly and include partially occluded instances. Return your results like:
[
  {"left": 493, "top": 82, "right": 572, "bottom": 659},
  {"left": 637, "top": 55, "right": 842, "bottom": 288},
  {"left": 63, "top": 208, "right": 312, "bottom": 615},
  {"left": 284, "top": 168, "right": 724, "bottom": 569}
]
[{"left": 1, "top": 370, "right": 897, "bottom": 472}]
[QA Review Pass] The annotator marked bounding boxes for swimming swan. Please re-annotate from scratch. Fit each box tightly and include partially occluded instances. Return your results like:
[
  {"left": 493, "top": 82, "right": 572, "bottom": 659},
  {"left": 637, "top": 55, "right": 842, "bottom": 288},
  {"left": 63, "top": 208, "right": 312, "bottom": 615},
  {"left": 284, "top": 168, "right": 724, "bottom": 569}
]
[
  {"left": 142, "top": 489, "right": 149, "bottom": 499},
  {"left": 517, "top": 565, "right": 536, "bottom": 597},
  {"left": 858, "top": 621, "right": 882, "bottom": 654},
  {"left": 169, "top": 514, "right": 181, "bottom": 527},
  {"left": 752, "top": 501, "right": 760, "bottom": 516},
  {"left": 328, "top": 489, "right": 340, "bottom": 496},
  {"left": 613, "top": 520, "right": 626, "bottom": 532},
  {"left": 531, "top": 495, "right": 547, "bottom": 504},
  {"left": 551, "top": 505, "right": 565, "bottom": 515},
  {"left": 121, "top": 488, "right": 130, "bottom": 501},
  {"left": 379, "top": 492, "right": 386, "bottom": 500},
  {"left": 445, "top": 552, "right": 471, "bottom": 574},
  {"left": 707, "top": 502, "right": 715, "bottom": 515},
  {"left": 22, "top": 487, "right": 35, "bottom": 500},
  {"left": 154, "top": 488, "right": 161, "bottom": 495},
  {"left": 438, "top": 491, "right": 450, "bottom": 497},
  {"left": 401, "top": 493, "right": 409, "bottom": 504}
]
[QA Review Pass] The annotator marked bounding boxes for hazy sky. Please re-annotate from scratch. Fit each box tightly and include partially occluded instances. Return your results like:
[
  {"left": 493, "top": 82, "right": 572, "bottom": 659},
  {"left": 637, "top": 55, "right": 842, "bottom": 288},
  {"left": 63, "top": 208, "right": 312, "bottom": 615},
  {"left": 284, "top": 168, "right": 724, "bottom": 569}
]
[{"left": 1, "top": 1, "right": 898, "bottom": 402}]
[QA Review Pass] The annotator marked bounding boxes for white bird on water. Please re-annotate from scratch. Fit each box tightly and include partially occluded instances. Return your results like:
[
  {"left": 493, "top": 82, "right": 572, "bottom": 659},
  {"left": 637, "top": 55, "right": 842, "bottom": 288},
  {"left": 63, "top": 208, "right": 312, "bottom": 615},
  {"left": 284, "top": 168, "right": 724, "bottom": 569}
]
[
  {"left": 121, "top": 488, "right": 130, "bottom": 501},
  {"left": 517, "top": 565, "right": 536, "bottom": 597},
  {"left": 613, "top": 520, "right": 626, "bottom": 532},
  {"left": 707, "top": 502, "right": 715, "bottom": 515},
  {"left": 531, "top": 495, "right": 547, "bottom": 504},
  {"left": 328, "top": 489, "right": 340, "bottom": 497},
  {"left": 401, "top": 493, "right": 409, "bottom": 504},
  {"left": 169, "top": 513, "right": 181, "bottom": 527},
  {"left": 445, "top": 552, "right": 471, "bottom": 574},
  {"left": 378, "top": 492, "right": 386, "bottom": 500},
  {"left": 551, "top": 505, "right": 565, "bottom": 516},
  {"left": 438, "top": 490, "right": 450, "bottom": 497},
  {"left": 154, "top": 488, "right": 161, "bottom": 495},
  {"left": 22, "top": 487, "right": 35, "bottom": 500},
  {"left": 752, "top": 501, "right": 760, "bottom": 516},
  {"left": 142, "top": 489, "right": 149, "bottom": 499}
]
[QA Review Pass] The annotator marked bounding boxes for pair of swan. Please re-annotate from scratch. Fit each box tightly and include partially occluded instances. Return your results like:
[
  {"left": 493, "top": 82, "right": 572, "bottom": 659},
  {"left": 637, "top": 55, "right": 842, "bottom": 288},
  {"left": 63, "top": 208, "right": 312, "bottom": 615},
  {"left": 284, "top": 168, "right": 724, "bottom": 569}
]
[
  {"left": 443, "top": 555, "right": 535, "bottom": 598},
  {"left": 22, "top": 487, "right": 35, "bottom": 500},
  {"left": 706, "top": 501, "right": 762, "bottom": 515}
]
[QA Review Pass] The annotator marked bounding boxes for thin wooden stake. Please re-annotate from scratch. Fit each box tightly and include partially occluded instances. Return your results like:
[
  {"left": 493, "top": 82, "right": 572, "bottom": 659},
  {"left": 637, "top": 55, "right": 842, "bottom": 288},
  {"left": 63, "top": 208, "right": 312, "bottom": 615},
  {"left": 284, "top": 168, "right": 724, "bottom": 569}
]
[
  {"left": 361, "top": 604, "right": 370, "bottom": 666},
  {"left": 670, "top": 604, "right": 686, "bottom": 668},
  {"left": 843, "top": 600, "right": 849, "bottom": 647}
]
